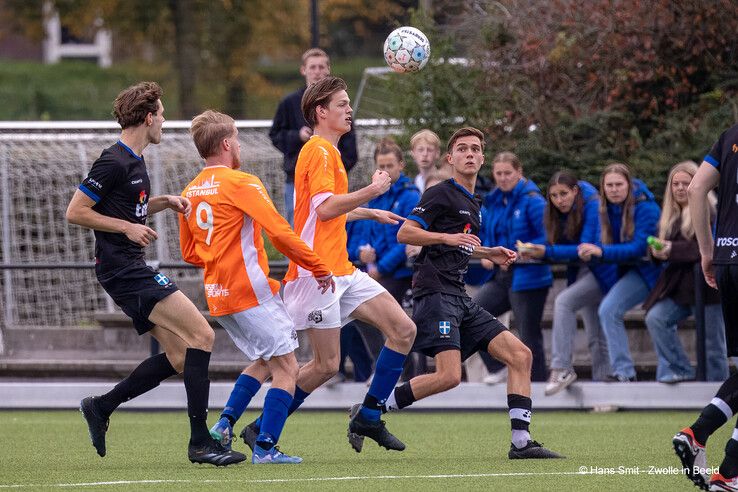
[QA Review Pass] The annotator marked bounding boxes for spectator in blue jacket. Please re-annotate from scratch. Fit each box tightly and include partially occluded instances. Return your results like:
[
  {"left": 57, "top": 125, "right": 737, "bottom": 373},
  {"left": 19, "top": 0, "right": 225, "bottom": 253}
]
[
  {"left": 474, "top": 151, "right": 552, "bottom": 382},
  {"left": 520, "top": 171, "right": 615, "bottom": 395},
  {"left": 358, "top": 138, "right": 421, "bottom": 302},
  {"left": 268, "top": 48, "right": 357, "bottom": 225},
  {"left": 643, "top": 161, "right": 728, "bottom": 383},
  {"left": 578, "top": 162, "right": 662, "bottom": 382}
]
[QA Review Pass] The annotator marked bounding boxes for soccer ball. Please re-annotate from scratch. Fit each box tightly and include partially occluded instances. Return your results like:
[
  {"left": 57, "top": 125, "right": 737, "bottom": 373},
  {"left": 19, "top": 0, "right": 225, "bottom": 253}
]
[{"left": 383, "top": 26, "right": 430, "bottom": 73}]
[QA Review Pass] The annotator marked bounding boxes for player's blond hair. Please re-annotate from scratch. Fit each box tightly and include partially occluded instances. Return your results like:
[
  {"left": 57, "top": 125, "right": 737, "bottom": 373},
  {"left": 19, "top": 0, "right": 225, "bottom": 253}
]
[
  {"left": 190, "top": 110, "right": 236, "bottom": 159},
  {"left": 410, "top": 129, "right": 440, "bottom": 150},
  {"left": 301, "top": 48, "right": 330, "bottom": 65},
  {"left": 113, "top": 81, "right": 162, "bottom": 129},
  {"left": 301, "top": 76, "right": 347, "bottom": 128},
  {"left": 658, "top": 160, "right": 716, "bottom": 241}
]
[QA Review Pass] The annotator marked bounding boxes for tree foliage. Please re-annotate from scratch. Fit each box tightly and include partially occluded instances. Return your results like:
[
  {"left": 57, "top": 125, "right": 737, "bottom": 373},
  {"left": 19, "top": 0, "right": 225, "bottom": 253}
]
[{"left": 387, "top": 0, "right": 738, "bottom": 197}]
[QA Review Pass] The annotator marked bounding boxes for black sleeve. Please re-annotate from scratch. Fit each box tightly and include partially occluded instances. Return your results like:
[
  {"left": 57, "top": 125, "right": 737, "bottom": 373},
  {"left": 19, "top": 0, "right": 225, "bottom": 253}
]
[
  {"left": 338, "top": 126, "right": 358, "bottom": 171},
  {"left": 705, "top": 130, "right": 725, "bottom": 170},
  {"left": 79, "top": 153, "right": 125, "bottom": 203},
  {"left": 406, "top": 185, "right": 447, "bottom": 230}
]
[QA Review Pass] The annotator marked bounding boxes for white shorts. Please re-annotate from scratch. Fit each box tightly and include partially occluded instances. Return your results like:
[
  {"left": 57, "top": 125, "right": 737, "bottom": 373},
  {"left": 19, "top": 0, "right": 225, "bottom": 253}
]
[
  {"left": 284, "top": 269, "right": 386, "bottom": 330},
  {"left": 215, "top": 294, "right": 299, "bottom": 361}
]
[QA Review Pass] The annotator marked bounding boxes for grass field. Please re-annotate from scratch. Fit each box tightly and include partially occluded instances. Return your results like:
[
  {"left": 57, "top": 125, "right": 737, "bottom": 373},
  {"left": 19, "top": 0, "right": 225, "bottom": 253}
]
[{"left": 0, "top": 409, "right": 725, "bottom": 491}]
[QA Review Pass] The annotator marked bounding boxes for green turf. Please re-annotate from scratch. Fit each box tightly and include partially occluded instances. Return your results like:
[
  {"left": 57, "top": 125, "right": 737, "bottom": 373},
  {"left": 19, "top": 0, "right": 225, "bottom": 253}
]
[{"left": 0, "top": 410, "right": 727, "bottom": 491}]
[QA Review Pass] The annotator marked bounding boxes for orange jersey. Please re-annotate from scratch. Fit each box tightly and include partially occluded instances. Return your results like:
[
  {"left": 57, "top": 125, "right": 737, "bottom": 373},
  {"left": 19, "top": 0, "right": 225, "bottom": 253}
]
[
  {"left": 179, "top": 166, "right": 331, "bottom": 316},
  {"left": 285, "top": 135, "right": 355, "bottom": 281}
]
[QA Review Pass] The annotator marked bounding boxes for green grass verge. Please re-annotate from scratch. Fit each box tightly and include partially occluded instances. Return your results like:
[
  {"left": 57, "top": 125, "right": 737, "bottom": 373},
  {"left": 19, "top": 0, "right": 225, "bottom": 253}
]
[
  {"left": 0, "top": 410, "right": 725, "bottom": 491},
  {"left": 0, "top": 57, "right": 384, "bottom": 120}
]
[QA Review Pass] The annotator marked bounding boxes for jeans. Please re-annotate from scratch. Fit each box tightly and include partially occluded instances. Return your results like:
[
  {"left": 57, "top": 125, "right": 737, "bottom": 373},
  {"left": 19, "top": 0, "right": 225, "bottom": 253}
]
[
  {"left": 284, "top": 180, "right": 294, "bottom": 227},
  {"left": 474, "top": 270, "right": 549, "bottom": 382},
  {"left": 550, "top": 271, "right": 611, "bottom": 381},
  {"left": 598, "top": 269, "right": 650, "bottom": 379},
  {"left": 645, "top": 299, "right": 729, "bottom": 382}
]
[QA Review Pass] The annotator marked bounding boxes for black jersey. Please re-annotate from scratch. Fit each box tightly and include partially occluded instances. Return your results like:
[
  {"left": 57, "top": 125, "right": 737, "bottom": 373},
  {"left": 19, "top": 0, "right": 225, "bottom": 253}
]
[
  {"left": 705, "top": 124, "right": 738, "bottom": 265},
  {"left": 406, "top": 178, "right": 482, "bottom": 298},
  {"left": 78, "top": 141, "right": 150, "bottom": 272}
]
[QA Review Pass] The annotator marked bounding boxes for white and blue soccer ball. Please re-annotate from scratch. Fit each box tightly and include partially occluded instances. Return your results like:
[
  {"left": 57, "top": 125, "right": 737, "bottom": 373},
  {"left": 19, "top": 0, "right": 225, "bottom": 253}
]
[{"left": 383, "top": 26, "right": 430, "bottom": 73}]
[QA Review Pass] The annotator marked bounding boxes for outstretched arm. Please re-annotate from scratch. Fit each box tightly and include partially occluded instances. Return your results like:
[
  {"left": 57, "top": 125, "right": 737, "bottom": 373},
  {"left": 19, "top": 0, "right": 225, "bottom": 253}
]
[{"left": 316, "top": 170, "right": 392, "bottom": 221}]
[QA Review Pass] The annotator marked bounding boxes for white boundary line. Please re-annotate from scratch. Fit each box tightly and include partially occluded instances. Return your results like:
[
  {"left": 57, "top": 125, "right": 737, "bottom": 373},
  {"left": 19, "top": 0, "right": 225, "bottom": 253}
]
[{"left": 0, "top": 471, "right": 596, "bottom": 488}]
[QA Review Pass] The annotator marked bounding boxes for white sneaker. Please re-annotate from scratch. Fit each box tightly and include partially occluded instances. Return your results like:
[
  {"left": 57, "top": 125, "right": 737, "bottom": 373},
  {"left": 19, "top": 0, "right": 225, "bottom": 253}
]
[
  {"left": 483, "top": 367, "right": 508, "bottom": 385},
  {"left": 544, "top": 369, "right": 577, "bottom": 396}
]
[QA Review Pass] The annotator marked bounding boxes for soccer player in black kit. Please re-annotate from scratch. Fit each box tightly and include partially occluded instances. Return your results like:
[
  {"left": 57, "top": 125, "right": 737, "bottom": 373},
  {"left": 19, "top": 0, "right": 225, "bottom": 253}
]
[
  {"left": 66, "top": 82, "right": 245, "bottom": 466},
  {"left": 673, "top": 124, "right": 738, "bottom": 491},
  {"left": 392, "top": 127, "right": 563, "bottom": 459}
]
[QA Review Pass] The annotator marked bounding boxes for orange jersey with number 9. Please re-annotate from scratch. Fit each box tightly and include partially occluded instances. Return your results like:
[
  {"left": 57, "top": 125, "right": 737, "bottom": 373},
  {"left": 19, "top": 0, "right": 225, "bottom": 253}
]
[{"left": 180, "top": 166, "right": 330, "bottom": 316}]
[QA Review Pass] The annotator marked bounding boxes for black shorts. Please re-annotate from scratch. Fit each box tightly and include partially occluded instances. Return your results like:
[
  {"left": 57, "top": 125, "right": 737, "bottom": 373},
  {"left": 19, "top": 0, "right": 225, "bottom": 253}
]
[
  {"left": 411, "top": 292, "right": 507, "bottom": 361},
  {"left": 716, "top": 264, "right": 738, "bottom": 356},
  {"left": 96, "top": 261, "right": 179, "bottom": 335}
]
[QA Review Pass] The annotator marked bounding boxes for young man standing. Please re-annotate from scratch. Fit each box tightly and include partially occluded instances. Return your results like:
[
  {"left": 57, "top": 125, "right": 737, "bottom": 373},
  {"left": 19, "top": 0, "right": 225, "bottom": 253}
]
[
  {"left": 66, "top": 82, "right": 243, "bottom": 466},
  {"left": 180, "top": 110, "right": 335, "bottom": 464},
  {"left": 241, "top": 76, "right": 416, "bottom": 453},
  {"left": 409, "top": 129, "right": 441, "bottom": 193},
  {"left": 269, "top": 48, "right": 357, "bottom": 226},
  {"left": 674, "top": 123, "right": 738, "bottom": 491},
  {"left": 393, "top": 127, "right": 564, "bottom": 459}
]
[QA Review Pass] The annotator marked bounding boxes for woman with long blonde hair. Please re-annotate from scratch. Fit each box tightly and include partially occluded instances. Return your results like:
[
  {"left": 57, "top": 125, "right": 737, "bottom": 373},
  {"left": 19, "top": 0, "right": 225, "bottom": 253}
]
[
  {"left": 643, "top": 161, "right": 727, "bottom": 383},
  {"left": 578, "top": 163, "right": 661, "bottom": 382}
]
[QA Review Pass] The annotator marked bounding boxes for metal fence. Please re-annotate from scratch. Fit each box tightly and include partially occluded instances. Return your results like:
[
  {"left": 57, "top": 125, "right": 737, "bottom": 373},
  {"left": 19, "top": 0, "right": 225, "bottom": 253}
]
[{"left": 0, "top": 119, "right": 399, "bottom": 331}]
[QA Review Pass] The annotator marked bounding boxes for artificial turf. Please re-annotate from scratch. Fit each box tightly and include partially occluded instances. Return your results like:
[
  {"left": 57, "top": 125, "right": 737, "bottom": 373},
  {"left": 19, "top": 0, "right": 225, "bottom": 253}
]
[{"left": 0, "top": 409, "right": 725, "bottom": 491}]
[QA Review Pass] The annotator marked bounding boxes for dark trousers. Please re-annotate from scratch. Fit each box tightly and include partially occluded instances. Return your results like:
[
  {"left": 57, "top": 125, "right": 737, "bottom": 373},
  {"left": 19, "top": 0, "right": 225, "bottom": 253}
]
[
  {"left": 473, "top": 270, "right": 549, "bottom": 382},
  {"left": 339, "top": 322, "right": 373, "bottom": 382}
]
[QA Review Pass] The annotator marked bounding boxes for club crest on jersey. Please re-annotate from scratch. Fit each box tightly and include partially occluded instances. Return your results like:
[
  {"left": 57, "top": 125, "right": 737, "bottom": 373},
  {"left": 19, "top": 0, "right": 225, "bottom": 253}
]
[
  {"left": 153, "top": 273, "right": 171, "bottom": 286},
  {"left": 439, "top": 321, "right": 451, "bottom": 338},
  {"left": 308, "top": 309, "right": 323, "bottom": 323},
  {"left": 463, "top": 223, "right": 471, "bottom": 234},
  {"left": 135, "top": 190, "right": 148, "bottom": 218}
]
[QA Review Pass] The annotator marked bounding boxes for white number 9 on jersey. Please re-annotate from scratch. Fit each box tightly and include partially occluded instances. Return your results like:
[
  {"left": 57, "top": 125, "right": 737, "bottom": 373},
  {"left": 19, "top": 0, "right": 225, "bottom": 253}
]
[{"left": 196, "top": 201, "right": 214, "bottom": 245}]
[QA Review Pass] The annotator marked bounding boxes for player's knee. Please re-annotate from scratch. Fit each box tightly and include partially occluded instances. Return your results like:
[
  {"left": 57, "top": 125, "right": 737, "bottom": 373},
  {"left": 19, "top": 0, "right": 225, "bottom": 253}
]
[
  {"left": 437, "top": 369, "right": 462, "bottom": 391},
  {"left": 389, "top": 317, "right": 416, "bottom": 349},
  {"left": 191, "top": 326, "right": 215, "bottom": 351},
  {"left": 283, "top": 356, "right": 299, "bottom": 381},
  {"left": 315, "top": 355, "right": 340, "bottom": 379},
  {"left": 507, "top": 344, "right": 532, "bottom": 373}
]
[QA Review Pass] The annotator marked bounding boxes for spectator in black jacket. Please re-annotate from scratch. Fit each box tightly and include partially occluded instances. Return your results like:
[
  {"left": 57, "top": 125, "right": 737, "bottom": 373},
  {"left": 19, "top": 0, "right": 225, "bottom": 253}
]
[
  {"left": 268, "top": 48, "right": 358, "bottom": 225},
  {"left": 643, "top": 161, "right": 728, "bottom": 383}
]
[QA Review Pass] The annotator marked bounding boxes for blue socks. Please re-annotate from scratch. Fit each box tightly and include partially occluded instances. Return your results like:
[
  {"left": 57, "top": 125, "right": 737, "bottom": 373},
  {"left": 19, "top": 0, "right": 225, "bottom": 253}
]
[
  {"left": 254, "top": 385, "right": 309, "bottom": 429},
  {"left": 256, "top": 388, "right": 293, "bottom": 448},
  {"left": 360, "top": 346, "right": 407, "bottom": 421},
  {"left": 221, "top": 374, "right": 261, "bottom": 424}
]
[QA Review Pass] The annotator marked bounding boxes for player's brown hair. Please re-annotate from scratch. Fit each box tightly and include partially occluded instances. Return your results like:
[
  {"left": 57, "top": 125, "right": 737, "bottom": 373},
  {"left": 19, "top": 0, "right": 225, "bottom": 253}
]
[
  {"left": 446, "top": 127, "right": 485, "bottom": 153},
  {"left": 301, "top": 76, "right": 347, "bottom": 128},
  {"left": 190, "top": 110, "right": 236, "bottom": 159},
  {"left": 113, "top": 81, "right": 163, "bottom": 129}
]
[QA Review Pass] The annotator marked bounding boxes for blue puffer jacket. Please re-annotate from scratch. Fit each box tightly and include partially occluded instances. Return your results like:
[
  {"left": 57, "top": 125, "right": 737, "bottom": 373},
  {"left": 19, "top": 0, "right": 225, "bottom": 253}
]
[
  {"left": 600, "top": 178, "right": 662, "bottom": 289},
  {"left": 346, "top": 219, "right": 369, "bottom": 263},
  {"left": 360, "top": 173, "right": 421, "bottom": 279},
  {"left": 481, "top": 178, "right": 553, "bottom": 292},
  {"left": 544, "top": 180, "right": 617, "bottom": 293}
]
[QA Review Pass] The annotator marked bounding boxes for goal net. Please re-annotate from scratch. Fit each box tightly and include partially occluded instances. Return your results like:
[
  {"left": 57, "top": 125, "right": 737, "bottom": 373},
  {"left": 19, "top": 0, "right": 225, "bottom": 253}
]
[{"left": 0, "top": 120, "right": 397, "bottom": 330}]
